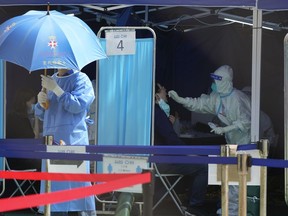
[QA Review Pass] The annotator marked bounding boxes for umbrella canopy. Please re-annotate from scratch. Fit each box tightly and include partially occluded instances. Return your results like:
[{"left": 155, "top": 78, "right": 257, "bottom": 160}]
[{"left": 0, "top": 10, "right": 107, "bottom": 72}]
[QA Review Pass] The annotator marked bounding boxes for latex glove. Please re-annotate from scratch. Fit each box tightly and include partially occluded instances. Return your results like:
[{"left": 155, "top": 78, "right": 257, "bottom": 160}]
[
  {"left": 37, "top": 91, "right": 47, "bottom": 108},
  {"left": 211, "top": 125, "right": 238, "bottom": 135},
  {"left": 168, "top": 90, "right": 186, "bottom": 104},
  {"left": 208, "top": 122, "right": 217, "bottom": 130},
  {"left": 41, "top": 75, "right": 64, "bottom": 97}
]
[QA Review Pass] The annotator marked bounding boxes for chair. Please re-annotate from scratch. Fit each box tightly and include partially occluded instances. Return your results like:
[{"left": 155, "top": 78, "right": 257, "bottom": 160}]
[
  {"left": 4, "top": 158, "right": 39, "bottom": 212},
  {"left": 153, "top": 163, "right": 186, "bottom": 215}
]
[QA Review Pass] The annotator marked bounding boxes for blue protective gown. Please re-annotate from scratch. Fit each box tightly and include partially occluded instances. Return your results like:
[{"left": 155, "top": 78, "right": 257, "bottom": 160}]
[{"left": 35, "top": 70, "right": 95, "bottom": 213}]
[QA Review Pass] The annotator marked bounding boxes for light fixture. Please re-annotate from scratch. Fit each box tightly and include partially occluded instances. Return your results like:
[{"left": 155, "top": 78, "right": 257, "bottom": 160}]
[
  {"left": 218, "top": 13, "right": 280, "bottom": 31},
  {"left": 223, "top": 17, "right": 274, "bottom": 31}
]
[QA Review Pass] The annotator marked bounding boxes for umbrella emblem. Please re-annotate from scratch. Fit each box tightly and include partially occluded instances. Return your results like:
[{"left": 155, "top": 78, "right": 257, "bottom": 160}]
[
  {"left": 48, "top": 36, "right": 58, "bottom": 49},
  {"left": 4, "top": 23, "right": 16, "bottom": 33}
]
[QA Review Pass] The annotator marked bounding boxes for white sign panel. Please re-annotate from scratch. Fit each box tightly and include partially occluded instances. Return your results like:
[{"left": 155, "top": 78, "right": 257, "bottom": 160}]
[
  {"left": 105, "top": 30, "right": 136, "bottom": 56},
  {"left": 47, "top": 145, "right": 86, "bottom": 174},
  {"left": 208, "top": 150, "right": 260, "bottom": 185},
  {"left": 103, "top": 154, "right": 148, "bottom": 193}
]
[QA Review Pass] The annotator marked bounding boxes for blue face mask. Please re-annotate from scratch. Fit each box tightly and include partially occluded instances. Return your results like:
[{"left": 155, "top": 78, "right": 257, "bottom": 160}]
[
  {"left": 27, "top": 103, "right": 35, "bottom": 115},
  {"left": 158, "top": 98, "right": 170, "bottom": 117},
  {"left": 211, "top": 82, "right": 218, "bottom": 93}
]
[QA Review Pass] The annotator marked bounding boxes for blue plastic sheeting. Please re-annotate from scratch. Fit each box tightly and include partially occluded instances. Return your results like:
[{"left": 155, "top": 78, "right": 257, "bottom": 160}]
[
  {"left": 258, "top": 0, "right": 288, "bottom": 10},
  {"left": 0, "top": 0, "right": 287, "bottom": 10},
  {"left": 0, "top": 60, "right": 4, "bottom": 180},
  {"left": 97, "top": 38, "right": 153, "bottom": 147}
]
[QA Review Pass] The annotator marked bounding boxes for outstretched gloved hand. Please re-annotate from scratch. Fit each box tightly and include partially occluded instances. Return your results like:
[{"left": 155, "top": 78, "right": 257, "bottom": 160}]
[
  {"left": 41, "top": 75, "right": 64, "bottom": 97},
  {"left": 211, "top": 124, "right": 238, "bottom": 135},
  {"left": 168, "top": 90, "right": 186, "bottom": 104}
]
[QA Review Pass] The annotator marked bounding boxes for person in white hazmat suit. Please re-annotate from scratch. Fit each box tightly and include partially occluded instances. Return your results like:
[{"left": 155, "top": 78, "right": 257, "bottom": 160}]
[
  {"left": 242, "top": 86, "right": 278, "bottom": 155},
  {"left": 168, "top": 65, "right": 251, "bottom": 216}
]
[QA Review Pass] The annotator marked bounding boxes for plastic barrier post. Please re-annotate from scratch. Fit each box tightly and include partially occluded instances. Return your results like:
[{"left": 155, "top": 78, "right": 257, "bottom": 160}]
[
  {"left": 259, "top": 139, "right": 269, "bottom": 216},
  {"left": 237, "top": 153, "right": 250, "bottom": 216},
  {"left": 221, "top": 145, "right": 230, "bottom": 216},
  {"left": 115, "top": 192, "right": 135, "bottom": 216},
  {"left": 142, "top": 169, "right": 154, "bottom": 216},
  {"left": 44, "top": 135, "right": 53, "bottom": 216}
]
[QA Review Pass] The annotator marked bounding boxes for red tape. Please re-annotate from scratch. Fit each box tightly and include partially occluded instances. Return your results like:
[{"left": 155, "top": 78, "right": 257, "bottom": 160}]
[
  {"left": 0, "top": 171, "right": 139, "bottom": 182},
  {"left": 0, "top": 171, "right": 151, "bottom": 212}
]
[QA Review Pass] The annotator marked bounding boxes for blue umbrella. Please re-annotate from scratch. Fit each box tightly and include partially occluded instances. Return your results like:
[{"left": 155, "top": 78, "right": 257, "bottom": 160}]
[{"left": 0, "top": 10, "right": 107, "bottom": 72}]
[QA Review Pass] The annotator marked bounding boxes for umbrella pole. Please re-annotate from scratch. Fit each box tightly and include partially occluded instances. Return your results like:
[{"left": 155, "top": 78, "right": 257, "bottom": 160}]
[
  {"left": 42, "top": 69, "right": 49, "bottom": 109},
  {"left": 44, "top": 135, "right": 53, "bottom": 216}
]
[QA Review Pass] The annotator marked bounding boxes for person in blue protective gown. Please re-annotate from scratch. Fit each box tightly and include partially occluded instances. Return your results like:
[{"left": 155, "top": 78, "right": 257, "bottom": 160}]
[
  {"left": 34, "top": 68, "right": 96, "bottom": 216},
  {"left": 169, "top": 65, "right": 251, "bottom": 216}
]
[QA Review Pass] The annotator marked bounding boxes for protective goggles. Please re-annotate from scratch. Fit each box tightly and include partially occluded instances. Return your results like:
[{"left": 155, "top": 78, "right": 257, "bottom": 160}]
[{"left": 210, "top": 73, "right": 222, "bottom": 81}]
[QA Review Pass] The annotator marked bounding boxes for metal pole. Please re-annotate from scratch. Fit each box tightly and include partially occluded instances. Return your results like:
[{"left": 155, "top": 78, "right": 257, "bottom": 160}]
[
  {"left": 115, "top": 192, "right": 135, "bottom": 216},
  {"left": 44, "top": 135, "right": 53, "bottom": 216},
  {"left": 221, "top": 145, "right": 230, "bottom": 216},
  {"left": 251, "top": 8, "right": 262, "bottom": 143},
  {"left": 259, "top": 139, "right": 269, "bottom": 216},
  {"left": 143, "top": 169, "right": 154, "bottom": 216},
  {"left": 42, "top": 69, "right": 50, "bottom": 110},
  {"left": 238, "top": 153, "right": 249, "bottom": 216},
  {"left": 284, "top": 32, "right": 288, "bottom": 206}
]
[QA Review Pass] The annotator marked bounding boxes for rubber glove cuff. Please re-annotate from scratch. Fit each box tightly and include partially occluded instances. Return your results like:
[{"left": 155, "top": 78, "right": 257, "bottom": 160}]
[
  {"left": 222, "top": 124, "right": 238, "bottom": 133},
  {"left": 53, "top": 85, "right": 64, "bottom": 97},
  {"left": 211, "top": 124, "right": 238, "bottom": 135}
]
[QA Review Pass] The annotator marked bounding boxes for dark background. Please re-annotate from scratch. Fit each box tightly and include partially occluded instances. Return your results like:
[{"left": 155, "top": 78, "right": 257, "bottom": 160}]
[{"left": 2, "top": 6, "right": 286, "bottom": 161}]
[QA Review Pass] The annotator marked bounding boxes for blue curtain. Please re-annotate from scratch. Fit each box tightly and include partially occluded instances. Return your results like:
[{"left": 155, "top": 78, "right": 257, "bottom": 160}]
[{"left": 97, "top": 38, "right": 154, "bottom": 147}]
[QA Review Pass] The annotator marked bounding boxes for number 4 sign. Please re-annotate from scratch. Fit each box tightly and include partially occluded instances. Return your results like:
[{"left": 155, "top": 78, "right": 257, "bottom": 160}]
[{"left": 105, "top": 30, "right": 136, "bottom": 56}]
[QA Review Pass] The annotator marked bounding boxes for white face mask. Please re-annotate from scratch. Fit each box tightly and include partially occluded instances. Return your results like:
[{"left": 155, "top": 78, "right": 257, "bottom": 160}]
[{"left": 158, "top": 98, "right": 170, "bottom": 117}]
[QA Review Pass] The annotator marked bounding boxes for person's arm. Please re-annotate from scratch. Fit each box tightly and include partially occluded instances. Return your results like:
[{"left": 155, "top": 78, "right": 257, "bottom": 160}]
[
  {"left": 168, "top": 90, "right": 216, "bottom": 114},
  {"left": 58, "top": 73, "right": 95, "bottom": 114},
  {"left": 41, "top": 72, "right": 95, "bottom": 114},
  {"left": 211, "top": 92, "right": 251, "bottom": 135}
]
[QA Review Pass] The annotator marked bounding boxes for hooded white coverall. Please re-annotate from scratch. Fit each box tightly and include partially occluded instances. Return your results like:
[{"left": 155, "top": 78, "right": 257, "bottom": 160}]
[{"left": 169, "top": 65, "right": 251, "bottom": 215}]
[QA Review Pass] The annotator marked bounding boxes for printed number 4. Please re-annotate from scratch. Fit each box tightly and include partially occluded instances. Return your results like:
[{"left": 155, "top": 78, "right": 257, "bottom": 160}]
[{"left": 117, "top": 40, "right": 124, "bottom": 51}]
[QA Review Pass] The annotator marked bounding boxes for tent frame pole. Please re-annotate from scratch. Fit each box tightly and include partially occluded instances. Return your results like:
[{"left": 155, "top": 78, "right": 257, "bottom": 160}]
[{"left": 251, "top": 8, "right": 262, "bottom": 143}]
